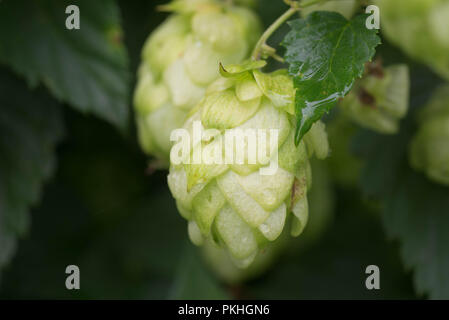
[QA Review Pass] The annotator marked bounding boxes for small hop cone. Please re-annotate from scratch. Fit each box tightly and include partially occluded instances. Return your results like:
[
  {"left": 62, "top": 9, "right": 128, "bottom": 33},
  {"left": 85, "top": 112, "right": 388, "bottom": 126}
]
[
  {"left": 168, "top": 63, "right": 329, "bottom": 268},
  {"left": 376, "top": 0, "right": 449, "bottom": 80},
  {"left": 339, "top": 63, "right": 410, "bottom": 134},
  {"left": 410, "top": 85, "right": 449, "bottom": 186},
  {"left": 134, "top": 0, "right": 261, "bottom": 164}
]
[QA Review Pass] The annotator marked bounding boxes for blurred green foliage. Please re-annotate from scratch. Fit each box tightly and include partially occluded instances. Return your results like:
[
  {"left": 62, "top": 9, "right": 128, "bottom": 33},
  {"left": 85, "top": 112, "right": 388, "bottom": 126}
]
[
  {"left": 0, "top": 0, "right": 447, "bottom": 300},
  {"left": 0, "top": 71, "right": 64, "bottom": 277}
]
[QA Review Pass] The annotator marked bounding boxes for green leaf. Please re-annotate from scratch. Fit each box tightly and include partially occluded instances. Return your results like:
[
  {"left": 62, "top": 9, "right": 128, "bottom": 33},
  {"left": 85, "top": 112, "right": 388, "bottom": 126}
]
[
  {"left": 0, "top": 70, "right": 64, "bottom": 277},
  {"left": 253, "top": 69, "right": 295, "bottom": 114},
  {"left": 282, "top": 12, "right": 380, "bottom": 144},
  {"left": 383, "top": 170, "right": 449, "bottom": 299},
  {"left": 353, "top": 127, "right": 409, "bottom": 197},
  {"left": 0, "top": 0, "right": 130, "bottom": 131}
]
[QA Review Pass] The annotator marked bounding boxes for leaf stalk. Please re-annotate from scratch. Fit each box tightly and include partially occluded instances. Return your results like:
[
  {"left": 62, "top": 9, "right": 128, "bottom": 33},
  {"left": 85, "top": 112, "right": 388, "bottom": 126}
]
[{"left": 251, "top": 6, "right": 299, "bottom": 60}]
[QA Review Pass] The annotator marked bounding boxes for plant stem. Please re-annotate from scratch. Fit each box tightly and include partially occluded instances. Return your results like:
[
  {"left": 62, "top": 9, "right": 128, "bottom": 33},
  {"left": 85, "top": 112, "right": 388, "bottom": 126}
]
[
  {"left": 251, "top": 0, "right": 333, "bottom": 61},
  {"left": 251, "top": 7, "right": 298, "bottom": 60}
]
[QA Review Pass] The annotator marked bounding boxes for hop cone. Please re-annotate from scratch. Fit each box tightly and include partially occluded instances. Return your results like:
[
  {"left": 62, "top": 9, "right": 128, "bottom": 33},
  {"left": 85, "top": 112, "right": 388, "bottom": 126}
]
[
  {"left": 134, "top": 0, "right": 261, "bottom": 164},
  {"left": 327, "top": 114, "right": 362, "bottom": 186},
  {"left": 410, "top": 85, "right": 449, "bottom": 186},
  {"left": 168, "top": 63, "right": 329, "bottom": 268},
  {"left": 339, "top": 63, "right": 410, "bottom": 134},
  {"left": 377, "top": 0, "right": 449, "bottom": 80},
  {"left": 201, "top": 234, "right": 287, "bottom": 284}
]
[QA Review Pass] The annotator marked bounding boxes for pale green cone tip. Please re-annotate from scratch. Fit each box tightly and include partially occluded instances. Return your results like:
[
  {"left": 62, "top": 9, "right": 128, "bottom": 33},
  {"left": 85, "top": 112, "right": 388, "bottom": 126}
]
[
  {"left": 302, "top": 0, "right": 358, "bottom": 19},
  {"left": 168, "top": 64, "right": 329, "bottom": 268},
  {"left": 134, "top": 0, "right": 262, "bottom": 166}
]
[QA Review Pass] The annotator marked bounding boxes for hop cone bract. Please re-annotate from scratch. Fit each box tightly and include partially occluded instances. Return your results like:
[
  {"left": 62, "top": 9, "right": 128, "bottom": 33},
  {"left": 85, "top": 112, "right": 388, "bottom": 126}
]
[{"left": 377, "top": 0, "right": 449, "bottom": 80}]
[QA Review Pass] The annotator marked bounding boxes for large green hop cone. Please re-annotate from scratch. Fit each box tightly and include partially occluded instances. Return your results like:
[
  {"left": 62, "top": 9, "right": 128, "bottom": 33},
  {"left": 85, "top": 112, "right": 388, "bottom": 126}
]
[
  {"left": 134, "top": 0, "right": 261, "bottom": 164},
  {"left": 339, "top": 63, "right": 410, "bottom": 134},
  {"left": 410, "top": 85, "right": 449, "bottom": 186},
  {"left": 302, "top": 0, "right": 357, "bottom": 19},
  {"left": 376, "top": 0, "right": 449, "bottom": 80},
  {"left": 168, "top": 61, "right": 329, "bottom": 268}
]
